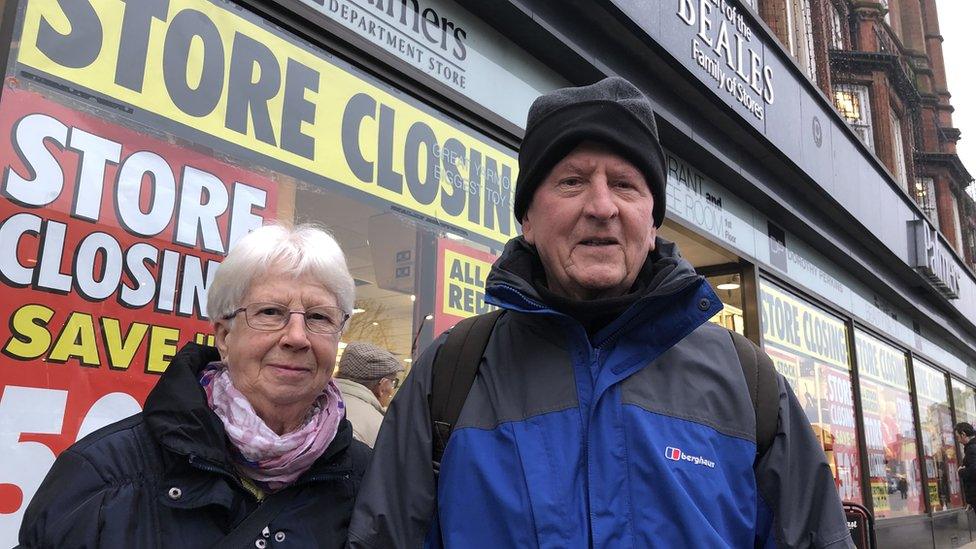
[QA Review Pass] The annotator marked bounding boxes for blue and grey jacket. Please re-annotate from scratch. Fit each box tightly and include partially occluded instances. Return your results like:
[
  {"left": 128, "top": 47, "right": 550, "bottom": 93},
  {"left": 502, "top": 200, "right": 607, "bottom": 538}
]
[{"left": 349, "top": 237, "right": 853, "bottom": 548}]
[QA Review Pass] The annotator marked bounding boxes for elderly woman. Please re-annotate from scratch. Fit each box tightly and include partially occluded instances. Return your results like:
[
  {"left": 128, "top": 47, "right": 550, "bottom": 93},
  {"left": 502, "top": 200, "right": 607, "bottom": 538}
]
[{"left": 19, "top": 224, "right": 369, "bottom": 549}]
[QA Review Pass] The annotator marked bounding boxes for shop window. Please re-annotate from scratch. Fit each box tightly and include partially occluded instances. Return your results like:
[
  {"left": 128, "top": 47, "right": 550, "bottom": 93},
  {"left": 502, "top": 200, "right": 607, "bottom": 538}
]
[
  {"left": 914, "top": 177, "right": 938, "bottom": 228},
  {"left": 890, "top": 112, "right": 909, "bottom": 194},
  {"left": 855, "top": 330, "right": 923, "bottom": 518},
  {"left": 0, "top": 0, "right": 517, "bottom": 537},
  {"left": 759, "top": 281, "right": 862, "bottom": 504},
  {"left": 785, "top": 0, "right": 818, "bottom": 82},
  {"left": 829, "top": 5, "right": 846, "bottom": 50},
  {"left": 707, "top": 273, "right": 744, "bottom": 334},
  {"left": 834, "top": 84, "right": 875, "bottom": 151},
  {"left": 952, "top": 378, "right": 976, "bottom": 425},
  {"left": 914, "top": 360, "right": 963, "bottom": 510}
]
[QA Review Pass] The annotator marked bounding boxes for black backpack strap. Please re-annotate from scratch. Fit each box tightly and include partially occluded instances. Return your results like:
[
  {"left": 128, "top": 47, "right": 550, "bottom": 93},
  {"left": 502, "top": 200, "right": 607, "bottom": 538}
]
[
  {"left": 430, "top": 310, "right": 504, "bottom": 475},
  {"left": 729, "top": 330, "right": 779, "bottom": 461}
]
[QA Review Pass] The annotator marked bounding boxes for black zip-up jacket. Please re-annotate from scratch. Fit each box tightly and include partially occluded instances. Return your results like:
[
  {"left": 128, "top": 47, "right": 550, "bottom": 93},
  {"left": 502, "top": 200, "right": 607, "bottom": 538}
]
[
  {"left": 19, "top": 343, "right": 370, "bottom": 548},
  {"left": 960, "top": 438, "right": 976, "bottom": 505}
]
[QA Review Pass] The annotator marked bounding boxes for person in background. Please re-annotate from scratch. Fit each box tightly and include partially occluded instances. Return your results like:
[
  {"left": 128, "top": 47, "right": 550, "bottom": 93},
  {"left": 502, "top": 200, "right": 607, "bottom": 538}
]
[
  {"left": 956, "top": 422, "right": 976, "bottom": 507},
  {"left": 20, "top": 223, "right": 370, "bottom": 548},
  {"left": 335, "top": 342, "right": 405, "bottom": 447}
]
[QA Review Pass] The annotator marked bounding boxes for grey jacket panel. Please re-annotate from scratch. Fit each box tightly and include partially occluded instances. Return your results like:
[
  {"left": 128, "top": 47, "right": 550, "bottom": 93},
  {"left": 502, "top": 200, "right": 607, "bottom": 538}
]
[
  {"left": 347, "top": 334, "right": 442, "bottom": 549},
  {"left": 757, "top": 375, "right": 856, "bottom": 548},
  {"left": 621, "top": 321, "right": 756, "bottom": 442},
  {"left": 455, "top": 312, "right": 579, "bottom": 431}
]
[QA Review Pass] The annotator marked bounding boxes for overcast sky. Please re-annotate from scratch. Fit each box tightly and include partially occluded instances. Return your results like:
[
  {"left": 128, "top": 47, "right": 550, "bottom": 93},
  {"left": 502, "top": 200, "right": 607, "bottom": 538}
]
[{"left": 935, "top": 0, "right": 975, "bottom": 194}]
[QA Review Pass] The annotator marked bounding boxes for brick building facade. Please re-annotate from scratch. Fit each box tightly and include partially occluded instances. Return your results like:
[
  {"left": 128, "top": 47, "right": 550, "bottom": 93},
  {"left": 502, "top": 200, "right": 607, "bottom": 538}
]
[{"left": 761, "top": 0, "right": 975, "bottom": 267}]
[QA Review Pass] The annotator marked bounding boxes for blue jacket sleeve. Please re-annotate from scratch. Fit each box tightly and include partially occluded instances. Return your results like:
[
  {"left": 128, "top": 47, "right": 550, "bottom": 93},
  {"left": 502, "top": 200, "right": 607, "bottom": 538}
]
[{"left": 755, "top": 375, "right": 855, "bottom": 549}]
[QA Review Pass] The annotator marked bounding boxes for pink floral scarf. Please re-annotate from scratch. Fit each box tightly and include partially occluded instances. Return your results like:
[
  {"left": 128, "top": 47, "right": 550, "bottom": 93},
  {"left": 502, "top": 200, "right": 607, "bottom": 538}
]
[{"left": 200, "top": 362, "right": 343, "bottom": 491}]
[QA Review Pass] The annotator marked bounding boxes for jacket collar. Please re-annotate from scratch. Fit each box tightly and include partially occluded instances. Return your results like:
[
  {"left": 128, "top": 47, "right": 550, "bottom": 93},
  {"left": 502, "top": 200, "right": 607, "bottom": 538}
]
[
  {"left": 144, "top": 342, "right": 354, "bottom": 476},
  {"left": 335, "top": 377, "right": 384, "bottom": 414},
  {"left": 485, "top": 236, "right": 706, "bottom": 318}
]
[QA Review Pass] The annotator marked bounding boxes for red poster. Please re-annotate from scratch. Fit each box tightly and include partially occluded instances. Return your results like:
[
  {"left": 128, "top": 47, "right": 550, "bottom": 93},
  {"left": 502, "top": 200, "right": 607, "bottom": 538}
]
[
  {"left": 821, "top": 365, "right": 862, "bottom": 504},
  {"left": 0, "top": 89, "right": 277, "bottom": 538},
  {"left": 433, "top": 238, "right": 498, "bottom": 337}
]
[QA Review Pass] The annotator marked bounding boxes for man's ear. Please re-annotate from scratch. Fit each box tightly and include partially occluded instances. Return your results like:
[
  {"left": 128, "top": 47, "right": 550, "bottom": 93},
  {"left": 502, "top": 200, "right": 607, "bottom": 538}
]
[{"left": 521, "top": 211, "right": 535, "bottom": 245}]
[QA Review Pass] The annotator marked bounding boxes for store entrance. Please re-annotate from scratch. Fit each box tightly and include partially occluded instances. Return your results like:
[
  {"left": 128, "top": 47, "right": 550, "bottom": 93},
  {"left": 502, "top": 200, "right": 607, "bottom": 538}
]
[{"left": 658, "top": 223, "right": 750, "bottom": 337}]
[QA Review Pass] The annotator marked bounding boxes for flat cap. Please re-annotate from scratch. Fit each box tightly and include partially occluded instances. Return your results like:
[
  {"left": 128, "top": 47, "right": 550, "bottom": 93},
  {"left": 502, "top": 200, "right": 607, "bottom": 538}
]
[{"left": 337, "top": 342, "right": 403, "bottom": 381}]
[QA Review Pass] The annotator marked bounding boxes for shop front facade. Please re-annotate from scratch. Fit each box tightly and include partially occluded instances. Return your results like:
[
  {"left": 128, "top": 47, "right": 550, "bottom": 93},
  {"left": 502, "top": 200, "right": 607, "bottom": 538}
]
[{"left": 0, "top": 1, "right": 974, "bottom": 548}]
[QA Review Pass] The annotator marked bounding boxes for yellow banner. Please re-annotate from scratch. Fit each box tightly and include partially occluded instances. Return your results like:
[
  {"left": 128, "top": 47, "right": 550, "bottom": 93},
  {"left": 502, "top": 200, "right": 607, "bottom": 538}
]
[
  {"left": 855, "top": 330, "right": 908, "bottom": 391},
  {"left": 759, "top": 283, "right": 849, "bottom": 369},
  {"left": 441, "top": 248, "right": 495, "bottom": 318},
  {"left": 17, "top": 0, "right": 518, "bottom": 244}
]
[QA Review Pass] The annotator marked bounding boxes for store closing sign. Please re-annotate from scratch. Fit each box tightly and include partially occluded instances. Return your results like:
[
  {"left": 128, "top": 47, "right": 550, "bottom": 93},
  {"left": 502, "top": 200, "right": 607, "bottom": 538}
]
[
  {"left": 433, "top": 239, "right": 498, "bottom": 336},
  {"left": 17, "top": 0, "right": 517, "bottom": 245},
  {"left": 0, "top": 88, "right": 276, "bottom": 541},
  {"left": 759, "top": 283, "right": 850, "bottom": 370}
]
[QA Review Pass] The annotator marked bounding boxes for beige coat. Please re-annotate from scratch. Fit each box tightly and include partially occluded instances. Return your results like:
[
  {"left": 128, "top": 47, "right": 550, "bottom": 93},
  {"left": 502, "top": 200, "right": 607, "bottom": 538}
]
[{"left": 336, "top": 377, "right": 385, "bottom": 448}]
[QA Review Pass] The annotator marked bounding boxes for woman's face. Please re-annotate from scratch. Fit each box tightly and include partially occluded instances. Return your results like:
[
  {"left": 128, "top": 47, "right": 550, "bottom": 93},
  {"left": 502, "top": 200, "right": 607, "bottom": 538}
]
[{"left": 214, "top": 272, "right": 341, "bottom": 427}]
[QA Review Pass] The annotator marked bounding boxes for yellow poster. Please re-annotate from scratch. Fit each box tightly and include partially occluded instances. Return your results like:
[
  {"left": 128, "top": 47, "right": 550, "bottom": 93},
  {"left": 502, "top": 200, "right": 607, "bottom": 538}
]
[
  {"left": 759, "top": 283, "right": 849, "bottom": 369},
  {"left": 18, "top": 0, "right": 518, "bottom": 245}
]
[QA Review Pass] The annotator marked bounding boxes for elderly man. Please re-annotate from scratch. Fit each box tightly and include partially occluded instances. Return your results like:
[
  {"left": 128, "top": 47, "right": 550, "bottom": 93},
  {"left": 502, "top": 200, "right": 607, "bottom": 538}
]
[
  {"left": 335, "top": 342, "right": 404, "bottom": 447},
  {"left": 349, "top": 77, "right": 852, "bottom": 548}
]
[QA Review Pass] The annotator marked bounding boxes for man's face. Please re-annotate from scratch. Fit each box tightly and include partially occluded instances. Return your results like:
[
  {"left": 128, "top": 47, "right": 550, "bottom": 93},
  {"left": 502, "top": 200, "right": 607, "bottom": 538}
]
[{"left": 522, "top": 141, "right": 656, "bottom": 301}]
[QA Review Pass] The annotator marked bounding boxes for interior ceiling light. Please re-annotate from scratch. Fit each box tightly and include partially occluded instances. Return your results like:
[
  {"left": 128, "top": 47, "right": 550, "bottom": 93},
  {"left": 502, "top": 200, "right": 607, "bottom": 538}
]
[{"left": 716, "top": 274, "right": 741, "bottom": 291}]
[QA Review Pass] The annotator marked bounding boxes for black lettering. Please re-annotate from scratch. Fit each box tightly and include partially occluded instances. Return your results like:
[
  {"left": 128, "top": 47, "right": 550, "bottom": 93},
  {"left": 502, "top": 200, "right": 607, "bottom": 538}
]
[
  {"left": 463, "top": 287, "right": 474, "bottom": 312},
  {"left": 377, "top": 104, "right": 403, "bottom": 193},
  {"left": 453, "top": 27, "right": 467, "bottom": 61},
  {"left": 225, "top": 32, "right": 281, "bottom": 146},
  {"left": 483, "top": 157, "right": 511, "bottom": 234},
  {"left": 421, "top": 8, "right": 440, "bottom": 43},
  {"left": 163, "top": 9, "right": 225, "bottom": 117},
  {"left": 467, "top": 149, "right": 481, "bottom": 225},
  {"left": 36, "top": 0, "right": 103, "bottom": 69},
  {"left": 341, "top": 93, "right": 376, "bottom": 183},
  {"left": 116, "top": 0, "right": 170, "bottom": 92},
  {"left": 280, "top": 59, "right": 319, "bottom": 160},
  {"left": 404, "top": 122, "right": 438, "bottom": 205},
  {"left": 448, "top": 283, "right": 462, "bottom": 309},
  {"left": 440, "top": 138, "right": 465, "bottom": 216}
]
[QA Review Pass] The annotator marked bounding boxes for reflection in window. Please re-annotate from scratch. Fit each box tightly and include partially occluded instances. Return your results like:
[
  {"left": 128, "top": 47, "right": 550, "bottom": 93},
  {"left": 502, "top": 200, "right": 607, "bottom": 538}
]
[
  {"left": 914, "top": 361, "right": 962, "bottom": 510},
  {"left": 834, "top": 84, "right": 874, "bottom": 151},
  {"left": 707, "top": 273, "right": 744, "bottom": 335},
  {"left": 890, "top": 112, "right": 909, "bottom": 193},
  {"left": 759, "top": 281, "right": 862, "bottom": 504},
  {"left": 829, "top": 5, "right": 846, "bottom": 50},
  {"left": 785, "top": 0, "right": 817, "bottom": 82},
  {"left": 915, "top": 177, "right": 938, "bottom": 228},
  {"left": 855, "top": 330, "right": 923, "bottom": 518}
]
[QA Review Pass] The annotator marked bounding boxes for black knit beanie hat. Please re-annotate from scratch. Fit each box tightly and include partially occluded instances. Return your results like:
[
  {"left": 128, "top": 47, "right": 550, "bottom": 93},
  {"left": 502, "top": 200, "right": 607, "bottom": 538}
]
[{"left": 514, "top": 77, "right": 667, "bottom": 227}]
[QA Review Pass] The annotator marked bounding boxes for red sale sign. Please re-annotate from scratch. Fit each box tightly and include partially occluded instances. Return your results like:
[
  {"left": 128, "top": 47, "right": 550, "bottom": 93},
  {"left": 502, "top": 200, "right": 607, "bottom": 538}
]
[{"left": 0, "top": 88, "right": 277, "bottom": 541}]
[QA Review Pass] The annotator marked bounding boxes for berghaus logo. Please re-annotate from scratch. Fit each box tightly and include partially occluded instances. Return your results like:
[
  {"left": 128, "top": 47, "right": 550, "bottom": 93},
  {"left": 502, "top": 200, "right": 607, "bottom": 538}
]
[{"left": 665, "top": 446, "right": 715, "bottom": 468}]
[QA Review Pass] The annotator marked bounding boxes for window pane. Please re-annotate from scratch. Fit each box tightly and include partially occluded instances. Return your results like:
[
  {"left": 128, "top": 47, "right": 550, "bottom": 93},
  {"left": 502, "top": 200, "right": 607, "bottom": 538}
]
[
  {"left": 914, "top": 360, "right": 963, "bottom": 510},
  {"left": 856, "top": 330, "right": 923, "bottom": 517},
  {"left": 759, "top": 281, "right": 862, "bottom": 504}
]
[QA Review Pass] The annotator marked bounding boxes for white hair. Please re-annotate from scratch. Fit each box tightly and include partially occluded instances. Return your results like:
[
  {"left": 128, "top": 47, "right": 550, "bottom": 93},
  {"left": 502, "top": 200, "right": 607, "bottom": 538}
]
[{"left": 206, "top": 223, "right": 355, "bottom": 323}]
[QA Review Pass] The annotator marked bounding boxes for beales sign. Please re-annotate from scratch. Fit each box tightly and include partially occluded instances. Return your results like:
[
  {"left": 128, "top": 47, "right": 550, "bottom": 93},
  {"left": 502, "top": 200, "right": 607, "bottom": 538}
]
[
  {"left": 675, "top": 0, "right": 775, "bottom": 120},
  {"left": 910, "top": 220, "right": 962, "bottom": 299}
]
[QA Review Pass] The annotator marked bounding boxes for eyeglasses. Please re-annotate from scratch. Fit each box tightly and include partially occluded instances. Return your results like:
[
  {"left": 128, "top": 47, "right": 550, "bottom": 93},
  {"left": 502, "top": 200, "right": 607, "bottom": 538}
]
[
  {"left": 224, "top": 302, "right": 349, "bottom": 335},
  {"left": 386, "top": 376, "right": 401, "bottom": 389}
]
